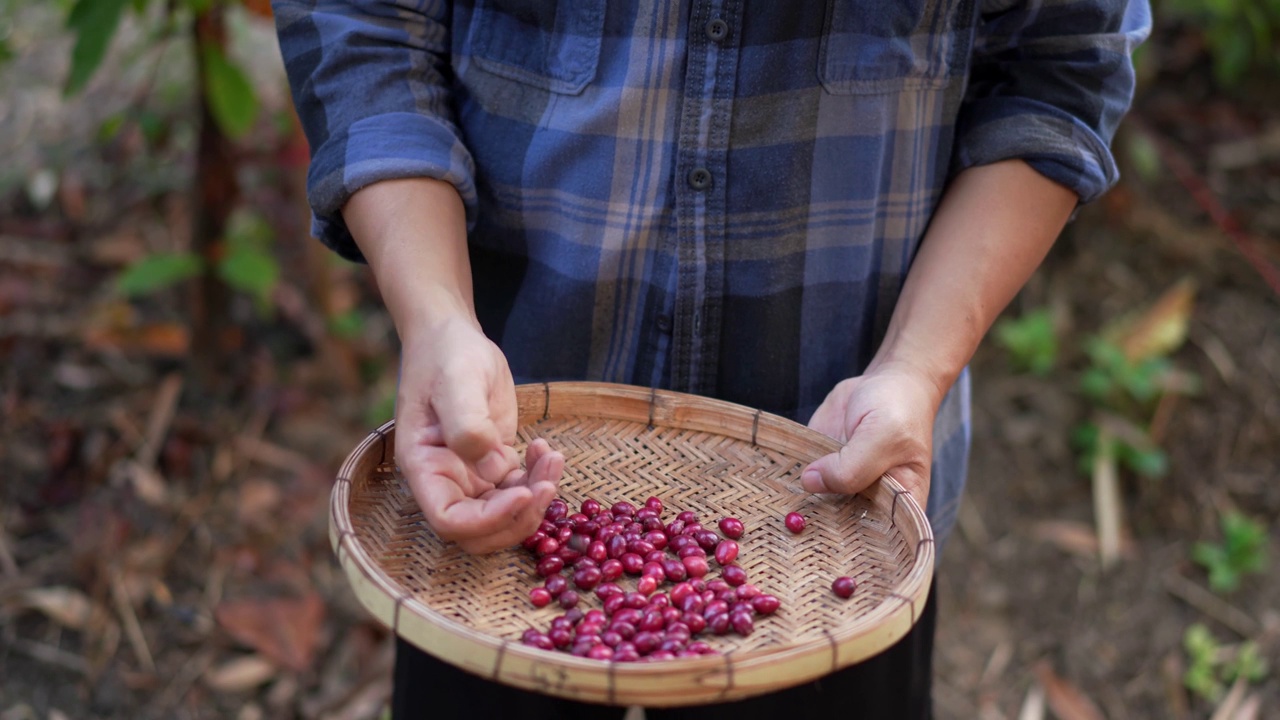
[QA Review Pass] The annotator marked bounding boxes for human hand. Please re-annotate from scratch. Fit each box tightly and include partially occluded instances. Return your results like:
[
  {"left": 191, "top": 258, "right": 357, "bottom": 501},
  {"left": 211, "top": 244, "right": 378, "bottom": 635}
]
[
  {"left": 394, "top": 315, "right": 564, "bottom": 554},
  {"left": 801, "top": 363, "right": 942, "bottom": 511}
]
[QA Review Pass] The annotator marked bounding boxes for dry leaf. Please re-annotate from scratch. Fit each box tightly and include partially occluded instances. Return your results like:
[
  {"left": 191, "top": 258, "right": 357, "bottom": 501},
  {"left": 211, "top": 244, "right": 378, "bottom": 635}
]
[
  {"left": 84, "top": 322, "right": 191, "bottom": 357},
  {"left": 236, "top": 478, "right": 283, "bottom": 527},
  {"left": 204, "top": 654, "right": 279, "bottom": 693},
  {"left": 1019, "top": 684, "right": 1047, "bottom": 720},
  {"left": 1102, "top": 278, "right": 1196, "bottom": 363},
  {"left": 124, "top": 460, "right": 169, "bottom": 507},
  {"left": 215, "top": 593, "right": 325, "bottom": 672},
  {"left": 1232, "top": 694, "right": 1261, "bottom": 720},
  {"left": 1209, "top": 679, "right": 1247, "bottom": 720},
  {"left": 1035, "top": 660, "right": 1106, "bottom": 720},
  {"left": 241, "top": 0, "right": 273, "bottom": 19},
  {"left": 1034, "top": 521, "right": 1135, "bottom": 560},
  {"left": 1034, "top": 521, "right": 1103, "bottom": 558},
  {"left": 21, "top": 586, "right": 107, "bottom": 631}
]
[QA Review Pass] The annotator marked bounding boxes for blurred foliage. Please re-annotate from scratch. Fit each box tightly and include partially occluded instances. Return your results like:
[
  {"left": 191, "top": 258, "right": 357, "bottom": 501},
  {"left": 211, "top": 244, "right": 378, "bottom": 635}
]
[
  {"left": 218, "top": 209, "right": 280, "bottom": 313},
  {"left": 1192, "top": 511, "right": 1269, "bottom": 593},
  {"left": 62, "top": 0, "right": 260, "bottom": 139},
  {"left": 1161, "top": 0, "right": 1280, "bottom": 85},
  {"left": 1183, "top": 623, "right": 1269, "bottom": 701},
  {"left": 116, "top": 252, "right": 205, "bottom": 296},
  {"left": 114, "top": 210, "right": 281, "bottom": 313},
  {"left": 994, "top": 308, "right": 1058, "bottom": 376},
  {"left": 996, "top": 282, "right": 1199, "bottom": 483}
]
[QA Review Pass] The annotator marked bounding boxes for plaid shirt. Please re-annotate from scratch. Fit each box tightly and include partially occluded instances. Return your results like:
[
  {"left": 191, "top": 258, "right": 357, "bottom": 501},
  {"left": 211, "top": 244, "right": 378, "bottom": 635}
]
[{"left": 274, "top": 0, "right": 1148, "bottom": 545}]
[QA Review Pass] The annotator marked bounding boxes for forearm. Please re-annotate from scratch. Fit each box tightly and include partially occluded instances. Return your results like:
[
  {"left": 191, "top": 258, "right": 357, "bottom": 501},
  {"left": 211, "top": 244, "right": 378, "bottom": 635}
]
[
  {"left": 869, "top": 160, "right": 1077, "bottom": 398},
  {"left": 343, "top": 178, "right": 476, "bottom": 335}
]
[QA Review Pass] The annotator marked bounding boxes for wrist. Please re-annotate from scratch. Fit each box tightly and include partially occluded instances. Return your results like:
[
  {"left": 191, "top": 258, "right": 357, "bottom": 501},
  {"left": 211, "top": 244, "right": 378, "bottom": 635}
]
[{"left": 863, "top": 349, "right": 956, "bottom": 410}]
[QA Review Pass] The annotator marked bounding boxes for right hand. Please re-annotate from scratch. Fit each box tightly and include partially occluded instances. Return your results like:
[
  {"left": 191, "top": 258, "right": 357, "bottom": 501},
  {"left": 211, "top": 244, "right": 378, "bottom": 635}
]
[{"left": 395, "top": 315, "right": 564, "bottom": 554}]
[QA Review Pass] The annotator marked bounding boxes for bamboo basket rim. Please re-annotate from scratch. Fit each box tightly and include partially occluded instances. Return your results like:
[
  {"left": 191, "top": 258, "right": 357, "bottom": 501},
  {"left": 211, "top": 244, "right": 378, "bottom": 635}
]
[{"left": 330, "top": 382, "right": 934, "bottom": 706}]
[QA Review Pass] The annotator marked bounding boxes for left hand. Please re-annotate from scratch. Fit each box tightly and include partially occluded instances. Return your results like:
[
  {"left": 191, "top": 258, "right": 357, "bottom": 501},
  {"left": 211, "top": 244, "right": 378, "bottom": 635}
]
[{"left": 802, "top": 362, "right": 943, "bottom": 510}]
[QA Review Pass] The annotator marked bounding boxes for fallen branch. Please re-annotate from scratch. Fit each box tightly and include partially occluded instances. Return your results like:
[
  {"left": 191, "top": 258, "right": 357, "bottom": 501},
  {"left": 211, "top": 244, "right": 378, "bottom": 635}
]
[
  {"left": 2, "top": 630, "right": 91, "bottom": 676},
  {"left": 0, "top": 518, "right": 19, "bottom": 577},
  {"left": 1163, "top": 570, "right": 1260, "bottom": 637},
  {"left": 111, "top": 572, "right": 157, "bottom": 675}
]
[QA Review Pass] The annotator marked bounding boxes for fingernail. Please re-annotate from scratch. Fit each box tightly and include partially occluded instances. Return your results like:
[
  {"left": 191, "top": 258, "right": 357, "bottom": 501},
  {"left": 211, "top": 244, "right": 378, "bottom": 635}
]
[{"left": 801, "top": 469, "right": 824, "bottom": 493}]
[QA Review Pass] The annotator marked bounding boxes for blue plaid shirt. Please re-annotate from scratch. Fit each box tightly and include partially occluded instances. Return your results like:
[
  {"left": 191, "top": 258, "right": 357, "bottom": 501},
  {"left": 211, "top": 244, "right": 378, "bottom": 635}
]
[{"left": 274, "top": 0, "right": 1149, "bottom": 546}]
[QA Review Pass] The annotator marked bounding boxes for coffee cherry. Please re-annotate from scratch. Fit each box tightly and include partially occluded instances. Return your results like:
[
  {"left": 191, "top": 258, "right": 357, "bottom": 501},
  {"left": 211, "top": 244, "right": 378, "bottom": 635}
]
[
  {"left": 832, "top": 576, "right": 856, "bottom": 599},
  {"left": 784, "top": 512, "right": 806, "bottom": 534}
]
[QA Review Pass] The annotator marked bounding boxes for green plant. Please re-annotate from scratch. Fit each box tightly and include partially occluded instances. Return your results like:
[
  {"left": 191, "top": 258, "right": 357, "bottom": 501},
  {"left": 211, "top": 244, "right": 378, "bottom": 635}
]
[
  {"left": 1183, "top": 623, "right": 1269, "bottom": 702},
  {"left": 63, "top": 0, "right": 260, "bottom": 139},
  {"left": 114, "top": 209, "right": 280, "bottom": 313},
  {"left": 1163, "top": 0, "right": 1280, "bottom": 85},
  {"left": 1192, "top": 511, "right": 1269, "bottom": 593},
  {"left": 1072, "top": 420, "right": 1169, "bottom": 478},
  {"left": 1073, "top": 281, "right": 1200, "bottom": 476},
  {"left": 994, "top": 308, "right": 1058, "bottom": 376}
]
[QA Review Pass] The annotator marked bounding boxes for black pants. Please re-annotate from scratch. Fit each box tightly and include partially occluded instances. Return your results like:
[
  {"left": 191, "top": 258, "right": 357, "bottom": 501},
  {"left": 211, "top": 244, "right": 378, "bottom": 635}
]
[{"left": 392, "top": 583, "right": 935, "bottom": 719}]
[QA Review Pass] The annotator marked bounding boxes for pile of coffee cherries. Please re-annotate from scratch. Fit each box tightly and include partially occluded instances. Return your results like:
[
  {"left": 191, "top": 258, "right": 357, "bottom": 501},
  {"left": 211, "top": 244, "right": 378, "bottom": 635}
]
[{"left": 517, "top": 496, "right": 781, "bottom": 661}]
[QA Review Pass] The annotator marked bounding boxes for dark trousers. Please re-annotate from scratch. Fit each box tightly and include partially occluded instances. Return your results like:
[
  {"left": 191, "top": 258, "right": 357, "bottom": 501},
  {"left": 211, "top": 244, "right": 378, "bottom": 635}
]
[{"left": 392, "top": 583, "right": 935, "bottom": 719}]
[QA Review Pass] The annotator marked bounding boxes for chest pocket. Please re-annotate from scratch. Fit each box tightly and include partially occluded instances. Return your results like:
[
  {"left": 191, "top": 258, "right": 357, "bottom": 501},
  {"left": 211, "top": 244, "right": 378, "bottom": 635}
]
[
  {"left": 819, "top": 0, "right": 972, "bottom": 94},
  {"left": 470, "top": 0, "right": 605, "bottom": 95}
]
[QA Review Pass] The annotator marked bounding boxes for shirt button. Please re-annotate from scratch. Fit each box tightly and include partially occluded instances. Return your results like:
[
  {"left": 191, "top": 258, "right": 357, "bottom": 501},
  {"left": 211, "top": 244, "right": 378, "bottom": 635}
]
[
  {"left": 705, "top": 18, "right": 729, "bottom": 42},
  {"left": 687, "top": 167, "right": 712, "bottom": 191}
]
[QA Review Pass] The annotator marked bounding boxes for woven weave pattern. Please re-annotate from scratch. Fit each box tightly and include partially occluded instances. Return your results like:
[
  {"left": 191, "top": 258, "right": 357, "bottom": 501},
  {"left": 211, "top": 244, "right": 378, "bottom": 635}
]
[{"left": 334, "top": 383, "right": 932, "bottom": 705}]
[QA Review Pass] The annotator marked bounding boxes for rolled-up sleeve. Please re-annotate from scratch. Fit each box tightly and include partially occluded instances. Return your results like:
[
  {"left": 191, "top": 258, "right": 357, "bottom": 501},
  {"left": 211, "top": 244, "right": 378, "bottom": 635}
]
[
  {"left": 273, "top": 0, "right": 476, "bottom": 261},
  {"left": 952, "top": 0, "right": 1151, "bottom": 203}
]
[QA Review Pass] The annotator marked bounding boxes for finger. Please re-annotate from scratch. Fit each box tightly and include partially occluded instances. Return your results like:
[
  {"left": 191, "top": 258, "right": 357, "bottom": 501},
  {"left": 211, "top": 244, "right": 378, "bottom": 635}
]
[
  {"left": 406, "top": 448, "right": 535, "bottom": 540},
  {"left": 495, "top": 440, "right": 562, "bottom": 491},
  {"left": 431, "top": 373, "right": 513, "bottom": 478},
  {"left": 800, "top": 424, "right": 886, "bottom": 495},
  {"left": 457, "top": 487, "right": 551, "bottom": 554},
  {"left": 497, "top": 444, "right": 563, "bottom": 543}
]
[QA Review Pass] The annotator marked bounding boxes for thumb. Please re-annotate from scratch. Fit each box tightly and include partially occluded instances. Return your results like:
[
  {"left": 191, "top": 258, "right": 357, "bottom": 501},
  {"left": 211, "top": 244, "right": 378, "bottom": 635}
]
[{"left": 800, "top": 424, "right": 884, "bottom": 495}]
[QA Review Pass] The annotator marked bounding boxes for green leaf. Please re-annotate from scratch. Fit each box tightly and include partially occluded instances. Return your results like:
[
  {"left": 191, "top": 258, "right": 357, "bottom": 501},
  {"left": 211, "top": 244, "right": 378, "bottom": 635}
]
[
  {"left": 1225, "top": 641, "right": 1269, "bottom": 683},
  {"left": 994, "top": 308, "right": 1058, "bottom": 376},
  {"left": 200, "top": 44, "right": 259, "bottom": 139},
  {"left": 1080, "top": 368, "right": 1113, "bottom": 403},
  {"left": 1121, "top": 444, "right": 1168, "bottom": 478},
  {"left": 217, "top": 210, "right": 278, "bottom": 309},
  {"left": 217, "top": 244, "right": 278, "bottom": 308},
  {"left": 64, "top": 0, "right": 131, "bottom": 94},
  {"left": 364, "top": 387, "right": 396, "bottom": 428},
  {"left": 138, "top": 110, "right": 166, "bottom": 146},
  {"left": 1127, "top": 132, "right": 1161, "bottom": 183},
  {"left": 97, "top": 114, "right": 126, "bottom": 142},
  {"left": 115, "top": 252, "right": 205, "bottom": 296},
  {"left": 0, "top": 37, "right": 14, "bottom": 65},
  {"left": 327, "top": 309, "right": 364, "bottom": 339}
]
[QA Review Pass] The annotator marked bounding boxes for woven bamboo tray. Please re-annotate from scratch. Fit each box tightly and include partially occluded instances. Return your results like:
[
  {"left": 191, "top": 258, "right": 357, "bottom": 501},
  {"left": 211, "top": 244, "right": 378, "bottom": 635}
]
[{"left": 330, "top": 382, "right": 933, "bottom": 707}]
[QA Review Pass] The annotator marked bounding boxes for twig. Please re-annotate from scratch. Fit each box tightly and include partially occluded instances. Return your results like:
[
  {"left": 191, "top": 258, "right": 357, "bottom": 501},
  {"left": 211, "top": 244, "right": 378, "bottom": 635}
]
[
  {"left": 110, "top": 572, "right": 157, "bottom": 675},
  {"left": 235, "top": 436, "right": 314, "bottom": 475},
  {"left": 137, "top": 373, "right": 184, "bottom": 468},
  {"left": 1092, "top": 426, "right": 1123, "bottom": 571},
  {"left": 148, "top": 646, "right": 216, "bottom": 717},
  {"left": 2, "top": 631, "right": 91, "bottom": 675},
  {"left": 1163, "top": 570, "right": 1260, "bottom": 637},
  {"left": 1129, "top": 117, "right": 1280, "bottom": 297},
  {"left": 0, "top": 518, "right": 19, "bottom": 577},
  {"left": 1209, "top": 678, "right": 1247, "bottom": 720}
]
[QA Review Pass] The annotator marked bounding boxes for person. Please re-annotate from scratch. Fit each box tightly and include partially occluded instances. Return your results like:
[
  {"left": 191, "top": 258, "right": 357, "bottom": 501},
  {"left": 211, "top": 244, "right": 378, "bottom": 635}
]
[{"left": 273, "top": 1, "right": 1150, "bottom": 717}]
